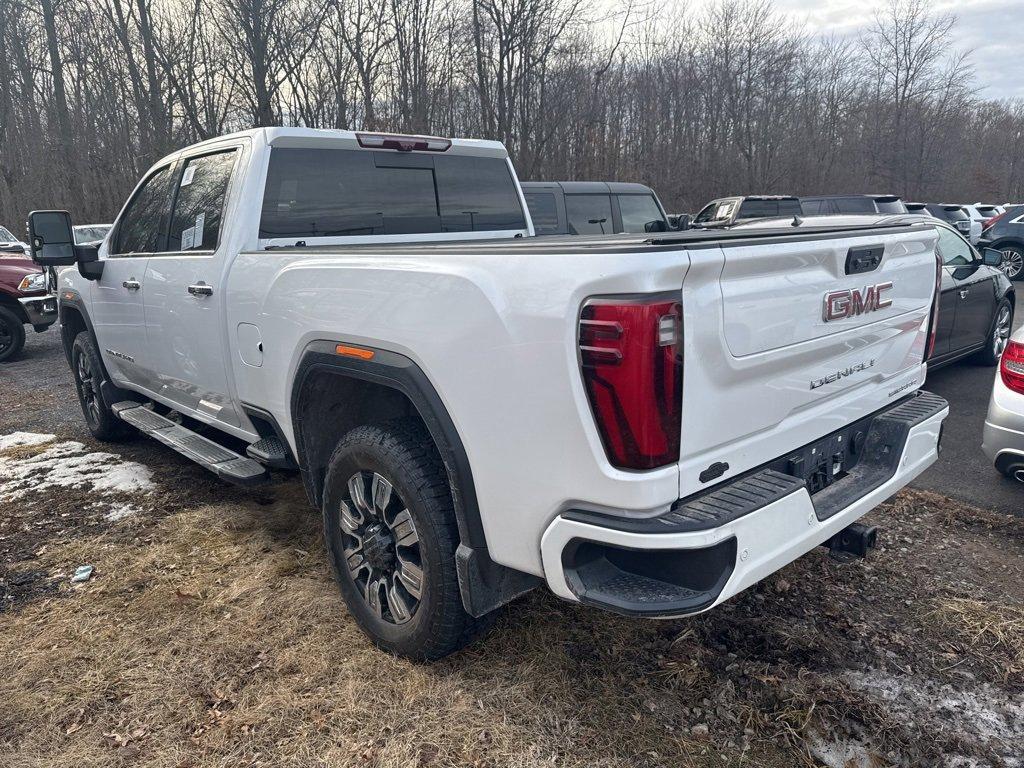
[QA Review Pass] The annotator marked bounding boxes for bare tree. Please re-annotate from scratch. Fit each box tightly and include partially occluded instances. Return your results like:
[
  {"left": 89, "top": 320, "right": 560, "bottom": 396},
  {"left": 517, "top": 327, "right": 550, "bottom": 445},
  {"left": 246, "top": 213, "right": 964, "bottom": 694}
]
[{"left": 1, "top": 0, "right": 1022, "bottom": 227}]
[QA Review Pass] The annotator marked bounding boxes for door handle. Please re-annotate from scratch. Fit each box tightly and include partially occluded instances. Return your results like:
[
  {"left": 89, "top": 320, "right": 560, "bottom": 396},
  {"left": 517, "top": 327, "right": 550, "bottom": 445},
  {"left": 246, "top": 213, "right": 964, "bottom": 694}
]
[
  {"left": 188, "top": 283, "right": 214, "bottom": 297},
  {"left": 958, "top": 289, "right": 969, "bottom": 299},
  {"left": 122, "top": 279, "right": 140, "bottom": 291}
]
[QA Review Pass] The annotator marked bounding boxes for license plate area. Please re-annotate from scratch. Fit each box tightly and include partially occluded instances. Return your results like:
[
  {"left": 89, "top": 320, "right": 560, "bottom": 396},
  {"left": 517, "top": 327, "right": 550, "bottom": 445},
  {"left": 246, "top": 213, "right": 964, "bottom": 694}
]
[{"left": 765, "top": 412, "right": 876, "bottom": 497}]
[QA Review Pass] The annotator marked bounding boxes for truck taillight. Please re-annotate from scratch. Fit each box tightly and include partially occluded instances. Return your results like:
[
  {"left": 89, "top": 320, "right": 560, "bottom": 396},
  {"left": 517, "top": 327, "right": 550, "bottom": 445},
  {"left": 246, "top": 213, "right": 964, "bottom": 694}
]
[
  {"left": 579, "top": 295, "right": 682, "bottom": 470},
  {"left": 1001, "top": 340, "right": 1024, "bottom": 395},
  {"left": 926, "top": 243, "right": 942, "bottom": 359}
]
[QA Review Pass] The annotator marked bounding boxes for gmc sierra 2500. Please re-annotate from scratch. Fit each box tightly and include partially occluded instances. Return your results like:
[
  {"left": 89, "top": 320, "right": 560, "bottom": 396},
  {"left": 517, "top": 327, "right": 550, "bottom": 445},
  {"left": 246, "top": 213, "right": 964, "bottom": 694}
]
[{"left": 29, "top": 128, "right": 948, "bottom": 660}]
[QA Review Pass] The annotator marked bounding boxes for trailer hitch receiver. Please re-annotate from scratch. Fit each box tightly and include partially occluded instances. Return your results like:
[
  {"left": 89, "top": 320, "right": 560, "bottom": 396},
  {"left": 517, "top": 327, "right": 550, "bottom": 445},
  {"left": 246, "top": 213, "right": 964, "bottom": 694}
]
[{"left": 824, "top": 522, "right": 878, "bottom": 562}]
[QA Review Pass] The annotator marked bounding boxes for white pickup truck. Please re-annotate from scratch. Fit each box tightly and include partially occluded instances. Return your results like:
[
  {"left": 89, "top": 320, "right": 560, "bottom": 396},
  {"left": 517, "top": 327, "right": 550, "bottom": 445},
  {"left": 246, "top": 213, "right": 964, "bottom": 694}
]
[{"left": 30, "top": 128, "right": 948, "bottom": 660}]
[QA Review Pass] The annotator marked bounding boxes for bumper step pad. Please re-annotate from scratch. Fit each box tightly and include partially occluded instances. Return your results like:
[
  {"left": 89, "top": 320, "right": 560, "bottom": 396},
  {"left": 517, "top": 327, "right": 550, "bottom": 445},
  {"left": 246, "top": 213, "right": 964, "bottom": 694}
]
[{"left": 113, "top": 402, "right": 267, "bottom": 486}]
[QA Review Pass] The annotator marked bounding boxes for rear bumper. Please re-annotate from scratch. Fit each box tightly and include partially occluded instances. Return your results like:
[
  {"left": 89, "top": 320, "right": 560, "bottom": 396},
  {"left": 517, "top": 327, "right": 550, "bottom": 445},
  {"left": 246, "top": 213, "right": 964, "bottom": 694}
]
[
  {"left": 18, "top": 294, "right": 58, "bottom": 331},
  {"left": 540, "top": 391, "right": 948, "bottom": 617},
  {"left": 982, "top": 379, "right": 1024, "bottom": 472}
]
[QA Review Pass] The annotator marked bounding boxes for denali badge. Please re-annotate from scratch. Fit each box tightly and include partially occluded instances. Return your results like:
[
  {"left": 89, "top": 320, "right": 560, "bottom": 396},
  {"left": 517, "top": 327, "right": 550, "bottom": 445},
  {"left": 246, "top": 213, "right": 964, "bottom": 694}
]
[
  {"left": 810, "top": 359, "right": 876, "bottom": 390},
  {"left": 822, "top": 282, "right": 893, "bottom": 322}
]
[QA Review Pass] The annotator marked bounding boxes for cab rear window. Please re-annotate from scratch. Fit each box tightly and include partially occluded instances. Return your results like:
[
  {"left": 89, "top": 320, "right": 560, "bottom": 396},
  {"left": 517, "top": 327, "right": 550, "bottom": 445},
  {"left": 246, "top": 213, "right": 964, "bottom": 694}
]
[
  {"left": 737, "top": 199, "right": 801, "bottom": 219},
  {"left": 260, "top": 148, "right": 527, "bottom": 239}
]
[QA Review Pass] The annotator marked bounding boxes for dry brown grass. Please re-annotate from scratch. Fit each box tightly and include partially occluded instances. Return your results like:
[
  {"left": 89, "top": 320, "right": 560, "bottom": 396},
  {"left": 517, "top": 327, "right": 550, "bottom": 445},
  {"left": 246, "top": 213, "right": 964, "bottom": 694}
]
[
  {"left": 1, "top": 484, "right": 791, "bottom": 768},
  {"left": 929, "top": 598, "right": 1024, "bottom": 682},
  {"left": 3, "top": 479, "right": 1024, "bottom": 767}
]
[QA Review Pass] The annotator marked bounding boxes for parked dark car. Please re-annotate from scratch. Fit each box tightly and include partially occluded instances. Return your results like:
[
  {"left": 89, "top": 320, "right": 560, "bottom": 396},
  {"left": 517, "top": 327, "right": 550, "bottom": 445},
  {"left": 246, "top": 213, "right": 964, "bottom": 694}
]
[
  {"left": 800, "top": 194, "right": 908, "bottom": 216},
  {"left": 689, "top": 195, "right": 802, "bottom": 228},
  {"left": 0, "top": 251, "right": 58, "bottom": 361},
  {"left": 923, "top": 204, "right": 976, "bottom": 241},
  {"left": 979, "top": 204, "right": 1024, "bottom": 281},
  {"left": 521, "top": 181, "right": 671, "bottom": 235},
  {"left": 928, "top": 220, "right": 1015, "bottom": 368}
]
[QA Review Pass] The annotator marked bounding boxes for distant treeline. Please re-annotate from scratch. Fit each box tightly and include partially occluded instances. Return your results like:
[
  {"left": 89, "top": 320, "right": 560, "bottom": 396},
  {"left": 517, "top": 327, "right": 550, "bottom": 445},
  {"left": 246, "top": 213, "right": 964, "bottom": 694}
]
[{"left": 1, "top": 0, "right": 1022, "bottom": 227}]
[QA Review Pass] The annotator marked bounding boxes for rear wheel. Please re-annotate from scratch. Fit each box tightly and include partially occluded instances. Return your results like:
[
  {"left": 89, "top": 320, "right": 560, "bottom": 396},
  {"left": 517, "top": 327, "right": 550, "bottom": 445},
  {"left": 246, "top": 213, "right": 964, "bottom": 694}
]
[
  {"left": 971, "top": 299, "right": 1013, "bottom": 367},
  {"left": 0, "top": 307, "right": 26, "bottom": 362},
  {"left": 71, "top": 332, "right": 132, "bottom": 441},
  {"left": 322, "top": 421, "right": 493, "bottom": 660},
  {"left": 1000, "top": 246, "right": 1024, "bottom": 281}
]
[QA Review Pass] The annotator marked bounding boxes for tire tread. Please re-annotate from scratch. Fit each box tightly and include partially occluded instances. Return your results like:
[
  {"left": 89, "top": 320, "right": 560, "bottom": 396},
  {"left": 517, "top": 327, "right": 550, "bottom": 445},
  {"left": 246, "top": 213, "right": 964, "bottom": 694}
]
[{"left": 323, "top": 419, "right": 494, "bottom": 660}]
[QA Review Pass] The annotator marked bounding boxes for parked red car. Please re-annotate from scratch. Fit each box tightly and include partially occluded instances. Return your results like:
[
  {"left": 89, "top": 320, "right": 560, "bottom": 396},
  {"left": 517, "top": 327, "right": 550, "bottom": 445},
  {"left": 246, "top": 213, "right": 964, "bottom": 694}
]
[{"left": 0, "top": 250, "right": 57, "bottom": 361}]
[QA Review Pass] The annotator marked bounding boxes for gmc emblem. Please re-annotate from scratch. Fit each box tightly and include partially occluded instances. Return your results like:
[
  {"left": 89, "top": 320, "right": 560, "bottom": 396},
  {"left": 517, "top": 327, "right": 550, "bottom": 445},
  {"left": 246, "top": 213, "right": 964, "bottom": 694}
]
[{"left": 822, "top": 282, "right": 893, "bottom": 322}]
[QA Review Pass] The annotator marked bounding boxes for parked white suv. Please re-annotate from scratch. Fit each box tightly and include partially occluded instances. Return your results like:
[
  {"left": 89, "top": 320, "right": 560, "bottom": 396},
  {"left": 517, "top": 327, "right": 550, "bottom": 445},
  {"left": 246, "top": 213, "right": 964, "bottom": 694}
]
[{"left": 30, "top": 128, "right": 949, "bottom": 659}]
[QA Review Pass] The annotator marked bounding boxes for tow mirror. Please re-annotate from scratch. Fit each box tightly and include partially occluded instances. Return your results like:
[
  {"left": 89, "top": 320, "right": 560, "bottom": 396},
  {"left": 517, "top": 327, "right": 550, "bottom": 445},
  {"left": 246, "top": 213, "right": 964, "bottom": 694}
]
[
  {"left": 27, "top": 210, "right": 77, "bottom": 266},
  {"left": 982, "top": 247, "right": 1004, "bottom": 268}
]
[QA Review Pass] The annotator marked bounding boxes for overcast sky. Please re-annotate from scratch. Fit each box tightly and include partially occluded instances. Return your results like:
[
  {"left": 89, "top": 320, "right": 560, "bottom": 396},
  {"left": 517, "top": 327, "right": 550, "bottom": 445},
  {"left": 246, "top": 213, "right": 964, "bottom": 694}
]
[{"left": 766, "top": 0, "right": 1022, "bottom": 100}]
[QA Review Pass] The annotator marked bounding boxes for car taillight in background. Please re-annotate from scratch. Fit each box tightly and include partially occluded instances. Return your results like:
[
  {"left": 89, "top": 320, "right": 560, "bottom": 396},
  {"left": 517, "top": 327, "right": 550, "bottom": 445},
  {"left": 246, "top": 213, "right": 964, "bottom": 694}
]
[
  {"left": 578, "top": 294, "right": 682, "bottom": 470},
  {"left": 1000, "top": 340, "right": 1024, "bottom": 395},
  {"left": 982, "top": 210, "right": 1008, "bottom": 233}
]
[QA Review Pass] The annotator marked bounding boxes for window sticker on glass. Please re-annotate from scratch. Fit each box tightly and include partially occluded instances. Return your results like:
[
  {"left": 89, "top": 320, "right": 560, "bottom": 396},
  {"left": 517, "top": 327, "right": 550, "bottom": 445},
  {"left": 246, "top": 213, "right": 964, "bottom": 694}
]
[
  {"left": 193, "top": 213, "right": 205, "bottom": 248},
  {"left": 181, "top": 226, "right": 195, "bottom": 250},
  {"left": 181, "top": 166, "right": 196, "bottom": 187}
]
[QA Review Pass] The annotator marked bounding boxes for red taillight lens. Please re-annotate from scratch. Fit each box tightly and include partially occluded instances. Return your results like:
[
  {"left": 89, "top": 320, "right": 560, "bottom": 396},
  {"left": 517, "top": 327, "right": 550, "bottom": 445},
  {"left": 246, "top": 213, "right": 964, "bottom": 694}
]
[
  {"left": 1001, "top": 340, "right": 1024, "bottom": 394},
  {"left": 579, "top": 295, "right": 682, "bottom": 470},
  {"left": 982, "top": 211, "right": 1008, "bottom": 234}
]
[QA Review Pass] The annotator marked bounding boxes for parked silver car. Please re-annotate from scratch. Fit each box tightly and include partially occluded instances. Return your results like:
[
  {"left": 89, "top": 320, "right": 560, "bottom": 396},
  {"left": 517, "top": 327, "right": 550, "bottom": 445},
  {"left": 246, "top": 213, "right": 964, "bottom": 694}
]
[{"left": 982, "top": 323, "right": 1024, "bottom": 480}]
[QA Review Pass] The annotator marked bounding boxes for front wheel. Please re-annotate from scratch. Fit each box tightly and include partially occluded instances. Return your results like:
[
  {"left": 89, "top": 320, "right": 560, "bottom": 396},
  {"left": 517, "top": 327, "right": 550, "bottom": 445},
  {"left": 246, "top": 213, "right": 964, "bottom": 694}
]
[
  {"left": 71, "top": 332, "right": 132, "bottom": 441},
  {"left": 0, "top": 306, "right": 26, "bottom": 362},
  {"left": 971, "top": 299, "right": 1013, "bottom": 367},
  {"left": 322, "top": 421, "right": 493, "bottom": 660},
  {"left": 1000, "top": 245, "right": 1024, "bottom": 281}
]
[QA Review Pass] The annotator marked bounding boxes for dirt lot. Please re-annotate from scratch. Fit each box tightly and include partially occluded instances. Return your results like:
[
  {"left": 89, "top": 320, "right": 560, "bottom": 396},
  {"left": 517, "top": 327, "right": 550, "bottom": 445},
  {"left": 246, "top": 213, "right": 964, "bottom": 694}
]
[{"left": 2, "top": 331, "right": 1023, "bottom": 768}]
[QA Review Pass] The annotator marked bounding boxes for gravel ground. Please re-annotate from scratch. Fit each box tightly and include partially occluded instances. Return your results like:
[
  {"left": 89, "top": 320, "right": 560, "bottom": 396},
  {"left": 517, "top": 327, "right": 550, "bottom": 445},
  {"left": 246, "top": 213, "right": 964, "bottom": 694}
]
[{"left": 1, "top": 326, "right": 1023, "bottom": 768}]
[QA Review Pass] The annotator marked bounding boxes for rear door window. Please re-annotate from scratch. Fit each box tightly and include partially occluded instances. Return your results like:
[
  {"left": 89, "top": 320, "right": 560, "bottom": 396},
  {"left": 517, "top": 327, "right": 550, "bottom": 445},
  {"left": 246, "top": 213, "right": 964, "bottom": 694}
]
[
  {"left": 617, "top": 194, "right": 665, "bottom": 232},
  {"left": 937, "top": 226, "right": 973, "bottom": 266},
  {"left": 525, "top": 192, "right": 560, "bottom": 234},
  {"left": 259, "top": 148, "right": 526, "bottom": 239},
  {"left": 168, "top": 150, "right": 237, "bottom": 251},
  {"left": 113, "top": 165, "right": 176, "bottom": 255},
  {"left": 714, "top": 200, "right": 736, "bottom": 221},
  {"left": 565, "top": 194, "right": 613, "bottom": 234}
]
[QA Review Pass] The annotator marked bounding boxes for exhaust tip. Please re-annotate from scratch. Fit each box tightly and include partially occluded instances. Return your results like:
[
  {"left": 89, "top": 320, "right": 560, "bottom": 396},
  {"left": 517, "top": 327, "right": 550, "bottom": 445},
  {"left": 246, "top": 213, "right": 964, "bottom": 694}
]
[{"left": 1014, "top": 469, "right": 1024, "bottom": 484}]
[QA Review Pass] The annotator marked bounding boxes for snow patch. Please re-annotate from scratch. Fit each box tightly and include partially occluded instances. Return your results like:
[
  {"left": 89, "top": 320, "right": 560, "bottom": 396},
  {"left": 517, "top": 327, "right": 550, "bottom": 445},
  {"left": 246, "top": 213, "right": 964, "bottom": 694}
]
[
  {"left": 104, "top": 502, "right": 143, "bottom": 522},
  {"left": 0, "top": 432, "right": 56, "bottom": 451},
  {"left": 813, "top": 669, "right": 1024, "bottom": 767},
  {"left": 807, "top": 731, "right": 875, "bottom": 768},
  {"left": 0, "top": 434, "right": 154, "bottom": 503}
]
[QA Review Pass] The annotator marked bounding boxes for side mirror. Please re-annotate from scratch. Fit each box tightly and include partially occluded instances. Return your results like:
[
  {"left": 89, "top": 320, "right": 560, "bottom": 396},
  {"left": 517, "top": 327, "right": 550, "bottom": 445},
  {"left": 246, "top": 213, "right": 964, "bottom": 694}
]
[
  {"left": 982, "top": 247, "right": 1004, "bottom": 268},
  {"left": 28, "top": 210, "right": 77, "bottom": 266},
  {"left": 644, "top": 220, "right": 668, "bottom": 233}
]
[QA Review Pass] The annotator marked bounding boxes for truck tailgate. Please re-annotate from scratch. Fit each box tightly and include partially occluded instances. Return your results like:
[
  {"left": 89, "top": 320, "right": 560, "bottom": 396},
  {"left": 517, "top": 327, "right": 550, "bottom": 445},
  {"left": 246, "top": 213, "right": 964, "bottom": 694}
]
[{"left": 678, "top": 226, "right": 939, "bottom": 498}]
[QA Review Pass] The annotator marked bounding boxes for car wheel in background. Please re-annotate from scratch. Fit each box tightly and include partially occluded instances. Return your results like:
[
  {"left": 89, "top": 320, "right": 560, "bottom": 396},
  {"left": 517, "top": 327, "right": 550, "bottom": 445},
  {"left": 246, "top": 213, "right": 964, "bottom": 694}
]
[
  {"left": 70, "top": 331, "right": 133, "bottom": 441},
  {"left": 971, "top": 299, "right": 1013, "bottom": 367},
  {"left": 322, "top": 421, "right": 495, "bottom": 660},
  {"left": 1000, "top": 246, "right": 1024, "bottom": 281},
  {"left": 0, "top": 306, "right": 26, "bottom": 362}
]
